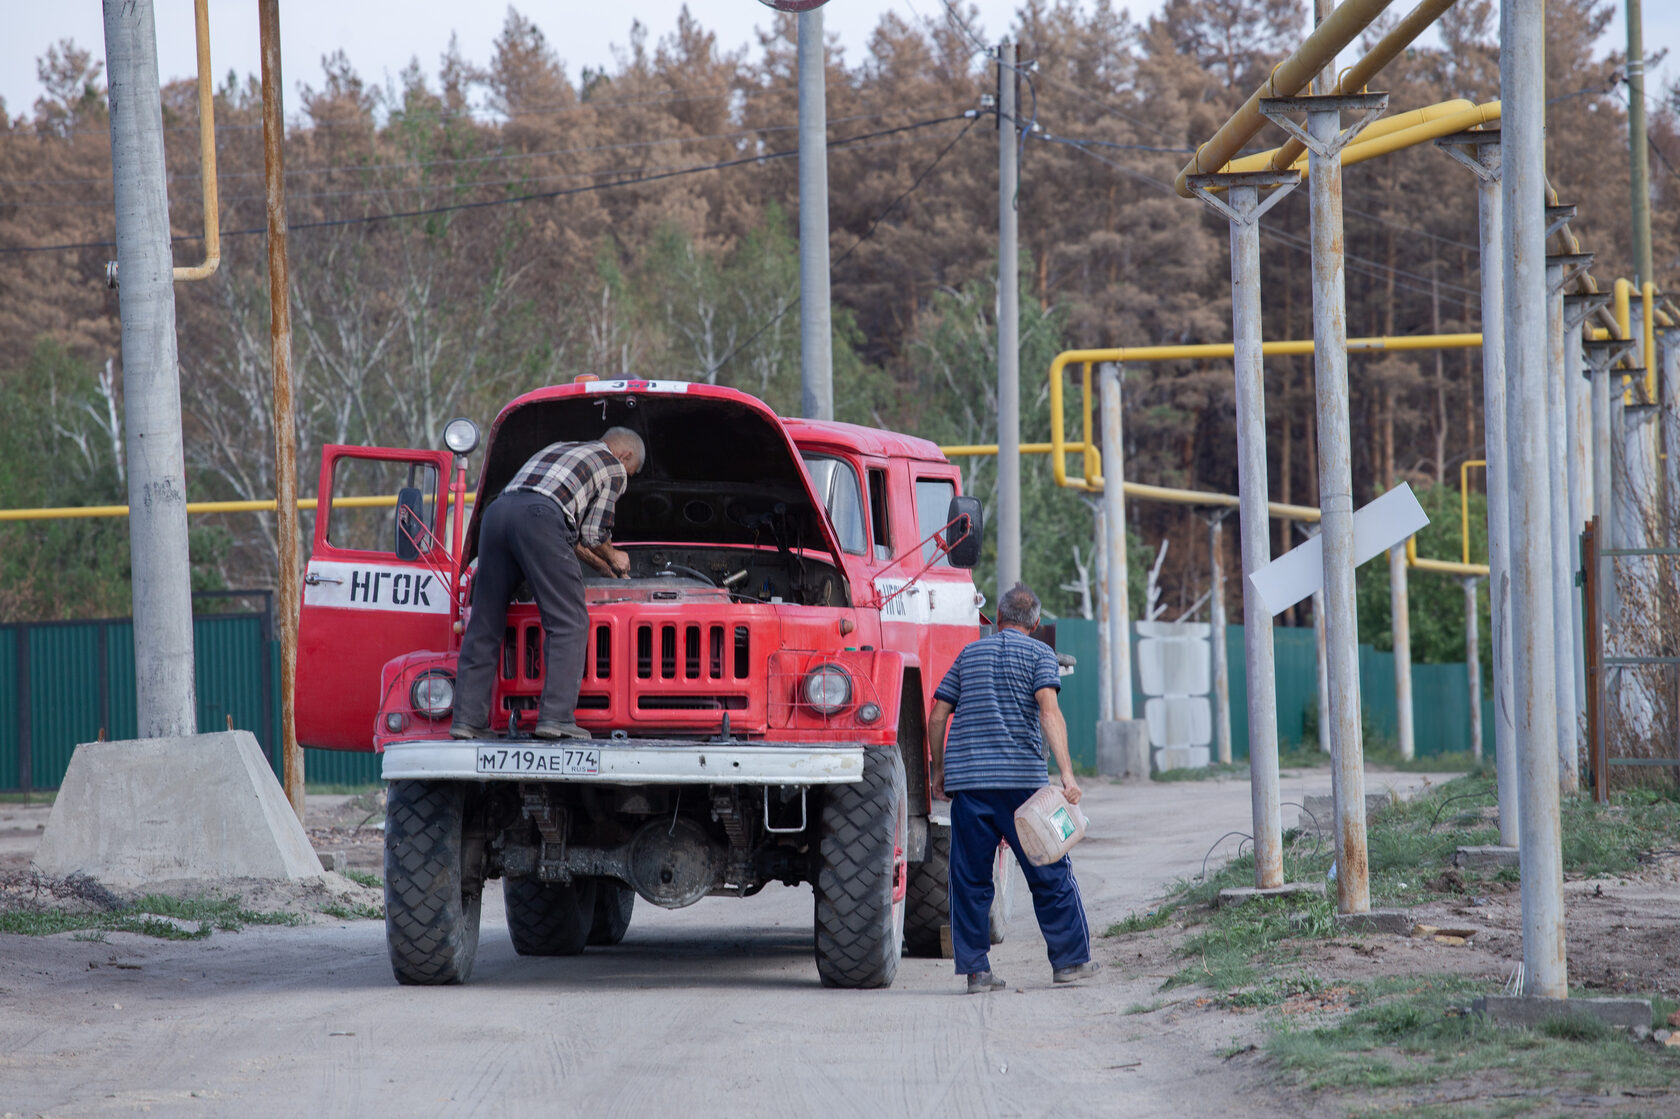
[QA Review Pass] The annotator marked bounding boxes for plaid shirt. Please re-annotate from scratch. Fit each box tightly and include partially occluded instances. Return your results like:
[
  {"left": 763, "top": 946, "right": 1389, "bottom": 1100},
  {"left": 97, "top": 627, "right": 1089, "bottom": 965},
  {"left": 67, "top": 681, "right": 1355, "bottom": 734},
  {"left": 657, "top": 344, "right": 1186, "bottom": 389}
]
[{"left": 503, "top": 441, "right": 627, "bottom": 547}]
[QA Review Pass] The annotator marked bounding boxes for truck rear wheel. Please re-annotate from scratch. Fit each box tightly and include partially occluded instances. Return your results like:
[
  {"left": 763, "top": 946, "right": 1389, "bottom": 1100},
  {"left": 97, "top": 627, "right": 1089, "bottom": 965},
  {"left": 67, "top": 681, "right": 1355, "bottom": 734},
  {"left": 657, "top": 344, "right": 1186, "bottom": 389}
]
[
  {"left": 813, "top": 744, "right": 907, "bottom": 989},
  {"left": 505, "top": 876, "right": 598, "bottom": 956},
  {"left": 586, "top": 878, "right": 636, "bottom": 946},
  {"left": 384, "top": 779, "right": 482, "bottom": 985},
  {"left": 903, "top": 828, "right": 1014, "bottom": 957},
  {"left": 903, "top": 828, "right": 949, "bottom": 958}
]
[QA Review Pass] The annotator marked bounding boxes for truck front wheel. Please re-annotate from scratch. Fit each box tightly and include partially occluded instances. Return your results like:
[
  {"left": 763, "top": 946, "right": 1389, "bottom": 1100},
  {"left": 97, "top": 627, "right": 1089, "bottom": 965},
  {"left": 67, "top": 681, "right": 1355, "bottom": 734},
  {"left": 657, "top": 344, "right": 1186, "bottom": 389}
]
[
  {"left": 505, "top": 876, "right": 598, "bottom": 956},
  {"left": 813, "top": 744, "right": 907, "bottom": 988},
  {"left": 384, "top": 779, "right": 483, "bottom": 985}
]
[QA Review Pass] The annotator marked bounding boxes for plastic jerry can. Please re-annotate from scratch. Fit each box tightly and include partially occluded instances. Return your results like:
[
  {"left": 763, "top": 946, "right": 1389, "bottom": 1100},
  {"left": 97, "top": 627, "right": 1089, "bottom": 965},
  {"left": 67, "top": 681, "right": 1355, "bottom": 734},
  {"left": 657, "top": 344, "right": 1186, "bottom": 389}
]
[{"left": 1013, "top": 785, "right": 1089, "bottom": 866}]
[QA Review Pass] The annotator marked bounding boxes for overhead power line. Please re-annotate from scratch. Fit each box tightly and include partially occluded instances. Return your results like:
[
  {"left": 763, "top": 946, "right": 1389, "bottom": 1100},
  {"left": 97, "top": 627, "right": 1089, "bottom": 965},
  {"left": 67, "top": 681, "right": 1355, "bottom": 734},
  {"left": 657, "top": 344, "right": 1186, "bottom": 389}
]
[
  {"left": 2, "top": 104, "right": 959, "bottom": 188},
  {"left": 0, "top": 114, "right": 970, "bottom": 256},
  {"left": 706, "top": 114, "right": 982, "bottom": 377}
]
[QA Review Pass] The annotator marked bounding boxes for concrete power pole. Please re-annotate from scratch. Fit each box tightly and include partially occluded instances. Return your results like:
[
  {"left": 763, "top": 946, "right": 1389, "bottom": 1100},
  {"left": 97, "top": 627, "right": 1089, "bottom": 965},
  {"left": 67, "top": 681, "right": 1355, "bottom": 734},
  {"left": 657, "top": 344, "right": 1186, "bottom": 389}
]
[
  {"left": 103, "top": 0, "right": 197, "bottom": 738},
  {"left": 798, "top": 7, "right": 833, "bottom": 422},
  {"left": 996, "top": 40, "right": 1022, "bottom": 601},
  {"left": 1627, "top": 0, "right": 1653, "bottom": 287}
]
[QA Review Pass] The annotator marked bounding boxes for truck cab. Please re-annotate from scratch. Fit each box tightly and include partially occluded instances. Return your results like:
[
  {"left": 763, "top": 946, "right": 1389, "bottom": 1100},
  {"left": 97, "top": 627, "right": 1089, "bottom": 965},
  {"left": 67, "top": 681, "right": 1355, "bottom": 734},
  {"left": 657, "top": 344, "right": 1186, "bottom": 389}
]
[{"left": 296, "top": 379, "right": 1003, "bottom": 987}]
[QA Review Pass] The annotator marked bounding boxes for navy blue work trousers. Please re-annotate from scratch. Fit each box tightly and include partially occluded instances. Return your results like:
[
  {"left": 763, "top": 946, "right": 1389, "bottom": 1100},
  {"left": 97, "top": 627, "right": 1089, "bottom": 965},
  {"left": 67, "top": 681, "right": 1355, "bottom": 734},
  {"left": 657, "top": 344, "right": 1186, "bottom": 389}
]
[{"left": 949, "top": 787, "right": 1091, "bottom": 975}]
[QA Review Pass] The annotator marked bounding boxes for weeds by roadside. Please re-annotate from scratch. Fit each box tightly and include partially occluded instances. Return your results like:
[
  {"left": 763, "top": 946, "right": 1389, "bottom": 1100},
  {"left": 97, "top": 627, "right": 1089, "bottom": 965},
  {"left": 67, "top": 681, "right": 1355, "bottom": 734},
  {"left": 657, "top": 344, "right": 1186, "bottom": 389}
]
[
  {"left": 343, "top": 869, "right": 382, "bottom": 889},
  {"left": 1104, "top": 775, "right": 1680, "bottom": 1113},
  {"left": 0, "top": 886, "right": 303, "bottom": 939},
  {"left": 1267, "top": 975, "right": 1680, "bottom": 1100},
  {"left": 321, "top": 901, "right": 384, "bottom": 921}
]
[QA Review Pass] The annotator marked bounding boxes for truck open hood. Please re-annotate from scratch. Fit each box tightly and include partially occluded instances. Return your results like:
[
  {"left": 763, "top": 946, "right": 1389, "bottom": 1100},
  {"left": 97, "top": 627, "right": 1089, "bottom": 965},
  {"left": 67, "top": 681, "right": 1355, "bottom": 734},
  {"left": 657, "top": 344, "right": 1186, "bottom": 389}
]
[{"left": 462, "top": 381, "right": 845, "bottom": 566}]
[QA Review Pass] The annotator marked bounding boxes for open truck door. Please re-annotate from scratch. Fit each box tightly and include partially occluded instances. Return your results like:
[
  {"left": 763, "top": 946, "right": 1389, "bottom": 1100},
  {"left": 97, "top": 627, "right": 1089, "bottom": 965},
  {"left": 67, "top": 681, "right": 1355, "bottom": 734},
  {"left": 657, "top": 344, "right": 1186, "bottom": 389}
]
[{"left": 296, "top": 445, "right": 457, "bottom": 750}]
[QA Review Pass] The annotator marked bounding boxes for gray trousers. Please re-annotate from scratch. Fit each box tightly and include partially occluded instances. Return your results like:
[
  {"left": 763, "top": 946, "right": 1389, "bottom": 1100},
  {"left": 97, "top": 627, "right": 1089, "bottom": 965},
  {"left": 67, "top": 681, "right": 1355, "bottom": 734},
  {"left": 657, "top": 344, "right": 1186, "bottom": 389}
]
[{"left": 454, "top": 490, "right": 588, "bottom": 730}]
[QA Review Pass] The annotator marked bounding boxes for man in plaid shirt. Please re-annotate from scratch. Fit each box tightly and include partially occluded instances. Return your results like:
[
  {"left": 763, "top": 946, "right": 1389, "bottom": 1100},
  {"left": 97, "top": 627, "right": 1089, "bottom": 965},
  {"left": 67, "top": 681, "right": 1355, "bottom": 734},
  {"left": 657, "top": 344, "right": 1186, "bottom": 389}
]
[{"left": 452, "top": 426, "right": 646, "bottom": 740}]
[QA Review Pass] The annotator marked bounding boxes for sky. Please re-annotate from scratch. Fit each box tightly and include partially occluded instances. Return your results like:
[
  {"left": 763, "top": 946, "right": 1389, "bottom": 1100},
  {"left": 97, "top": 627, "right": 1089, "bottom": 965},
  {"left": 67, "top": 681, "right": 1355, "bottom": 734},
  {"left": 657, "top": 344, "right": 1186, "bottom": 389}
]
[{"left": 5, "top": 1, "right": 1675, "bottom": 127}]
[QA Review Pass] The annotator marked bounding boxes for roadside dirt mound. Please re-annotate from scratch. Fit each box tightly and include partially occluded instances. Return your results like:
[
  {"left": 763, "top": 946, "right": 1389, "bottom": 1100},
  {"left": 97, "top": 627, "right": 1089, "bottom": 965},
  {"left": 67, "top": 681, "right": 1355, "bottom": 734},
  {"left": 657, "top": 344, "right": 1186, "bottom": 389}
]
[
  {"left": 0, "top": 868, "right": 125, "bottom": 915},
  {"left": 133, "top": 871, "right": 385, "bottom": 922}
]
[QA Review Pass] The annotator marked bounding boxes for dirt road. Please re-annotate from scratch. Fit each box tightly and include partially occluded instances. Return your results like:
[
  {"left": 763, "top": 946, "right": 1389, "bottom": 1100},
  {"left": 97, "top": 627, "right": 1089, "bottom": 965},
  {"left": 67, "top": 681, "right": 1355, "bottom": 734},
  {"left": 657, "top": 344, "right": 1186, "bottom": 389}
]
[{"left": 0, "top": 769, "right": 1452, "bottom": 1118}]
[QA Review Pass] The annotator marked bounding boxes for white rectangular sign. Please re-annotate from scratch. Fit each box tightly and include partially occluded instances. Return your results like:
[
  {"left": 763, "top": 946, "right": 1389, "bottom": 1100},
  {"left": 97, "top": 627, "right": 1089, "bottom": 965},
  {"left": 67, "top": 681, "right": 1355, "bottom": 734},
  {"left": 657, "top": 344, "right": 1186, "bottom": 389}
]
[{"left": 1246, "top": 484, "right": 1430, "bottom": 616}]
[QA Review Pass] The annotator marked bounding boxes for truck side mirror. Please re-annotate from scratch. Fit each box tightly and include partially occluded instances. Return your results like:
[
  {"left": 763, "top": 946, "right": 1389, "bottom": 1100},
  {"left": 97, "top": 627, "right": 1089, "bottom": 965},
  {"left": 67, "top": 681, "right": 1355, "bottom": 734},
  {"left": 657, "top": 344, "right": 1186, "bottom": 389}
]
[
  {"left": 945, "top": 496, "right": 983, "bottom": 568},
  {"left": 394, "top": 486, "right": 426, "bottom": 561}
]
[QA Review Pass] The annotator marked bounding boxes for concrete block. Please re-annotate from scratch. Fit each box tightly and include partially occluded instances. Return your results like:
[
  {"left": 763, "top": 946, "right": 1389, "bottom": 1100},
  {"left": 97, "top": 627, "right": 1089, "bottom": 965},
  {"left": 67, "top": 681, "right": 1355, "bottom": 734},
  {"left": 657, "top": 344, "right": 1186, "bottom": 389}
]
[
  {"left": 1299, "top": 793, "right": 1395, "bottom": 835},
  {"left": 1454, "top": 845, "right": 1520, "bottom": 870},
  {"left": 1153, "top": 745, "right": 1191, "bottom": 774},
  {"left": 1335, "top": 909, "right": 1414, "bottom": 935},
  {"left": 1096, "top": 720, "right": 1149, "bottom": 780},
  {"left": 1217, "top": 881, "right": 1325, "bottom": 907},
  {"left": 317, "top": 851, "right": 349, "bottom": 874},
  {"left": 1473, "top": 995, "right": 1651, "bottom": 1031},
  {"left": 35, "top": 731, "right": 323, "bottom": 888}
]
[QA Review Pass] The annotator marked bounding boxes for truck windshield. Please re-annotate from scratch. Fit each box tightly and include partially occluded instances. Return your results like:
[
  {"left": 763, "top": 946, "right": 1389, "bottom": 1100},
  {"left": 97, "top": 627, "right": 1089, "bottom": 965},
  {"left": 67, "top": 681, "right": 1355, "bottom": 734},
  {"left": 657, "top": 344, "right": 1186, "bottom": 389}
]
[{"left": 801, "top": 454, "right": 867, "bottom": 555}]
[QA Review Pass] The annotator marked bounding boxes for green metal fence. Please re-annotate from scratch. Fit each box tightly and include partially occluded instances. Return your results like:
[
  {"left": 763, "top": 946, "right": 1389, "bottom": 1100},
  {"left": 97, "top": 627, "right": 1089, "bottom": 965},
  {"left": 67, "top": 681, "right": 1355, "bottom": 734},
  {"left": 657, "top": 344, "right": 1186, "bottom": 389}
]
[
  {"left": 3, "top": 611, "right": 1487, "bottom": 791},
  {"left": 1053, "top": 619, "right": 1491, "bottom": 768},
  {"left": 0, "top": 593, "right": 382, "bottom": 793}
]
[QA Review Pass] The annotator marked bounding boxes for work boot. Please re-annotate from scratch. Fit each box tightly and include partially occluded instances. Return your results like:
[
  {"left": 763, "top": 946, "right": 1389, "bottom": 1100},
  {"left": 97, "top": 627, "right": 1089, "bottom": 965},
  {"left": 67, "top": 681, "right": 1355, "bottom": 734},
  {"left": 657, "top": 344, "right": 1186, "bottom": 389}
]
[
  {"left": 533, "top": 720, "right": 591, "bottom": 740},
  {"left": 449, "top": 722, "right": 489, "bottom": 740},
  {"left": 966, "top": 970, "right": 1007, "bottom": 994},
  {"left": 1052, "top": 960, "right": 1102, "bottom": 985}
]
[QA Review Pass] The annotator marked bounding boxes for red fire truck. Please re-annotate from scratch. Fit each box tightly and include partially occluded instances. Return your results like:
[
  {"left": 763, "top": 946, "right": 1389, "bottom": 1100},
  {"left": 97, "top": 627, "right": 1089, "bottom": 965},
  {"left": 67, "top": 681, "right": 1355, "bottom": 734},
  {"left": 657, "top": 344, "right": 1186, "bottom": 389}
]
[{"left": 296, "top": 379, "right": 1012, "bottom": 986}]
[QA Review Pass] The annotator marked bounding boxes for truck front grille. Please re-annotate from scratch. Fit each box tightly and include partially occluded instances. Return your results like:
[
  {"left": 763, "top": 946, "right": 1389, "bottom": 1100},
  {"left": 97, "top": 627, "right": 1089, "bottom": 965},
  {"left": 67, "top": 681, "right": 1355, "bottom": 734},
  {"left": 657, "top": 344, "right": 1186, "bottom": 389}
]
[{"left": 634, "top": 623, "right": 749, "bottom": 681}]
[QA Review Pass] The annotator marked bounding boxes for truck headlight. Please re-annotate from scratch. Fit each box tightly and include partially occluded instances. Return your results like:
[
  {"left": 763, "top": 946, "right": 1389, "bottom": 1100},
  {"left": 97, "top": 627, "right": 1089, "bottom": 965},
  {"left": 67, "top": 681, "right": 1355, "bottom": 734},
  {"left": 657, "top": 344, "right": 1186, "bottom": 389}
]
[
  {"left": 802, "top": 664, "right": 852, "bottom": 715},
  {"left": 410, "top": 669, "right": 455, "bottom": 718}
]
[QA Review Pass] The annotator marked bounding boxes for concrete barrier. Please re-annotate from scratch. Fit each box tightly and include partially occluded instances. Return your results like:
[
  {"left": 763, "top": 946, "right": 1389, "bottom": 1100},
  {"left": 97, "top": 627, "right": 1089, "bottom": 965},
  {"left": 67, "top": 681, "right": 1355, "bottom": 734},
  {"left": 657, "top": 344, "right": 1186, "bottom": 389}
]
[
  {"left": 1096, "top": 720, "right": 1149, "bottom": 780},
  {"left": 34, "top": 731, "right": 323, "bottom": 887}
]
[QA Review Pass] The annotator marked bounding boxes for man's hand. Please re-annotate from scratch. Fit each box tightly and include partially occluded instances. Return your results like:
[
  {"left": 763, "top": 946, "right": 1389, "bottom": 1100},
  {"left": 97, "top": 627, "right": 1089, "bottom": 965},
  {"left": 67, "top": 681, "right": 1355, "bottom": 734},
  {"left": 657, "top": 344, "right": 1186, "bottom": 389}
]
[
  {"left": 1059, "top": 774, "right": 1082, "bottom": 805},
  {"left": 602, "top": 544, "right": 631, "bottom": 577},
  {"left": 930, "top": 765, "right": 944, "bottom": 802},
  {"left": 575, "top": 544, "right": 615, "bottom": 577}
]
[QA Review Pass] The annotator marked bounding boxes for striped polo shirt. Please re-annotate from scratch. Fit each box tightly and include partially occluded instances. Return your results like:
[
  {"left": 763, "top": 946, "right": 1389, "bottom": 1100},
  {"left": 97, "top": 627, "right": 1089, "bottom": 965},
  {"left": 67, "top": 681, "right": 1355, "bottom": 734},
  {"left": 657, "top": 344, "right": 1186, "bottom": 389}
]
[{"left": 934, "top": 628, "right": 1062, "bottom": 792}]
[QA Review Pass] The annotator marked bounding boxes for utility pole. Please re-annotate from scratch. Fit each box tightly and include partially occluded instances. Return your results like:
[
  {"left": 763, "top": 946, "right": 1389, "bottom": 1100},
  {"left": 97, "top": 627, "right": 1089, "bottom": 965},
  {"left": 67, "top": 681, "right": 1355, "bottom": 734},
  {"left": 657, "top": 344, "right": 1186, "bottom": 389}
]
[
  {"left": 103, "top": 0, "right": 197, "bottom": 739},
  {"left": 1627, "top": 0, "right": 1653, "bottom": 287},
  {"left": 1504, "top": 0, "right": 1568, "bottom": 1000},
  {"left": 260, "top": 0, "right": 304, "bottom": 819},
  {"left": 996, "top": 40, "right": 1022, "bottom": 602},
  {"left": 798, "top": 6, "right": 833, "bottom": 421}
]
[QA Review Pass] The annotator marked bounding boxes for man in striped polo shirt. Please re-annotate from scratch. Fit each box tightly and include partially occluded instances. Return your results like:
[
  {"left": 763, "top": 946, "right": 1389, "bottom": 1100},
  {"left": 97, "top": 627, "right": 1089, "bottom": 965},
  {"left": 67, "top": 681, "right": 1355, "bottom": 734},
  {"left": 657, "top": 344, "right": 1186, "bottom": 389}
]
[
  {"left": 451, "top": 427, "right": 646, "bottom": 741},
  {"left": 929, "top": 583, "right": 1098, "bottom": 993}
]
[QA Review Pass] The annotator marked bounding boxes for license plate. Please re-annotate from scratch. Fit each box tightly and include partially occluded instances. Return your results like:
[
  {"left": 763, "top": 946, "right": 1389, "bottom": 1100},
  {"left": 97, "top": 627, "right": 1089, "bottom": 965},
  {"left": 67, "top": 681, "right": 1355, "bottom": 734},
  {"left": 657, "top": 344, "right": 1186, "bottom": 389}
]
[{"left": 474, "top": 745, "right": 601, "bottom": 776}]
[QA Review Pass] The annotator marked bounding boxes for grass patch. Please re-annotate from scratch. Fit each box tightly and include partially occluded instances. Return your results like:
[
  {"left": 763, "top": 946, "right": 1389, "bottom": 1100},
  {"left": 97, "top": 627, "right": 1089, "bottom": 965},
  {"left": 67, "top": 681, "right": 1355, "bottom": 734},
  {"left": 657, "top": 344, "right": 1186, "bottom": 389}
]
[
  {"left": 1139, "top": 774, "right": 1680, "bottom": 1000},
  {"left": 1363, "top": 747, "right": 1481, "bottom": 773},
  {"left": 0, "top": 892, "right": 303, "bottom": 939},
  {"left": 1153, "top": 746, "right": 1331, "bottom": 783},
  {"left": 1166, "top": 894, "right": 1338, "bottom": 992},
  {"left": 320, "top": 901, "right": 383, "bottom": 921},
  {"left": 1154, "top": 762, "right": 1251, "bottom": 783},
  {"left": 1268, "top": 975, "right": 1680, "bottom": 1097},
  {"left": 1124, "top": 999, "right": 1169, "bottom": 1015},
  {"left": 0, "top": 791, "right": 56, "bottom": 805},
  {"left": 1104, "top": 906, "right": 1176, "bottom": 936},
  {"left": 343, "top": 869, "right": 382, "bottom": 889}
]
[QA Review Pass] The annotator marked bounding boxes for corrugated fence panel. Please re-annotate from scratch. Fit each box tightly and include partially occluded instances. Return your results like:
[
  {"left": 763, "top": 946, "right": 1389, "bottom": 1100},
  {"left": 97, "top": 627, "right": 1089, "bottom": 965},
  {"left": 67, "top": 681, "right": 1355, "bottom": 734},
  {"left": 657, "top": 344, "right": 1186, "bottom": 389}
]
[
  {"left": 304, "top": 747, "right": 384, "bottom": 787},
  {"left": 0, "top": 629, "right": 18, "bottom": 788},
  {"left": 1053, "top": 620, "right": 1099, "bottom": 770},
  {"left": 27, "top": 624, "right": 105, "bottom": 788},
  {"left": 1412, "top": 662, "right": 1472, "bottom": 757},
  {"left": 194, "top": 616, "right": 270, "bottom": 752},
  {"left": 1057, "top": 621, "right": 1479, "bottom": 769},
  {"left": 104, "top": 621, "right": 139, "bottom": 741}
]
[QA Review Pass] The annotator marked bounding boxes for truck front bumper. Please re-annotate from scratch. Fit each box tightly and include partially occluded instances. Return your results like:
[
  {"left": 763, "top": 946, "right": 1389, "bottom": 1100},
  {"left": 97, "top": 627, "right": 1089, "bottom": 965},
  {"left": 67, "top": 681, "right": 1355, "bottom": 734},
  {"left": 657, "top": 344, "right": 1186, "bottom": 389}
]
[{"left": 381, "top": 737, "right": 866, "bottom": 785}]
